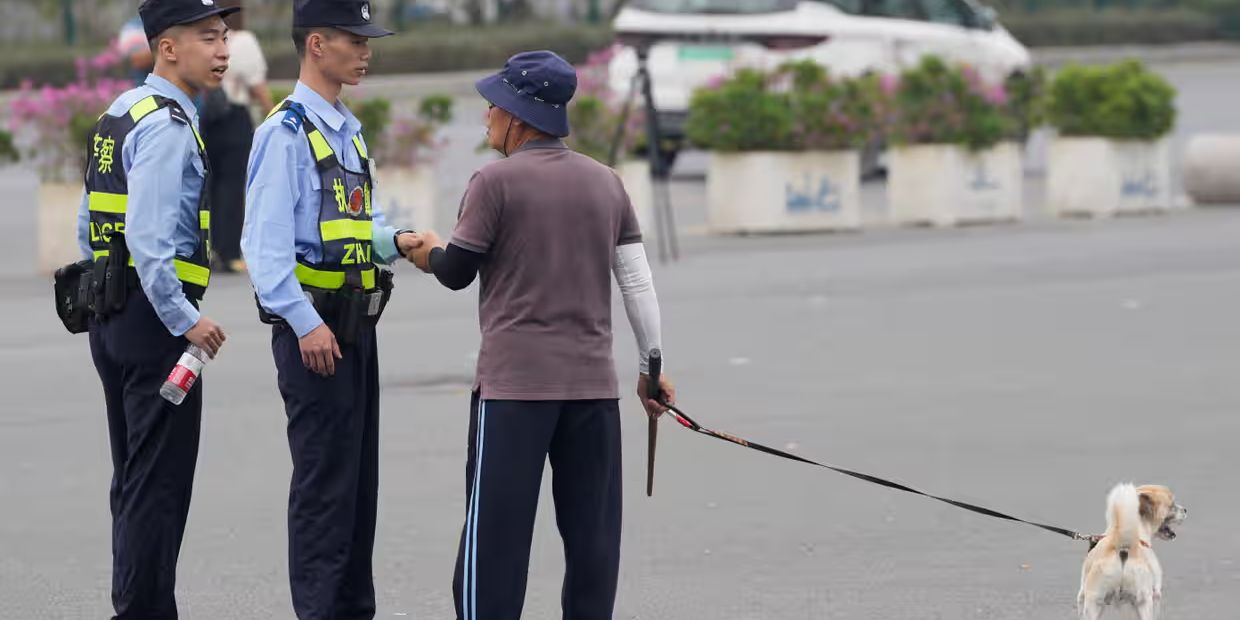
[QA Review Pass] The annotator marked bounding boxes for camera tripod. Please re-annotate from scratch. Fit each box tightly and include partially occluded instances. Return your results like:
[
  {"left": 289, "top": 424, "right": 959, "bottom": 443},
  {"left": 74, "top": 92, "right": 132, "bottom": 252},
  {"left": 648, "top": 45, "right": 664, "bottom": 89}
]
[{"left": 608, "top": 45, "right": 679, "bottom": 264}]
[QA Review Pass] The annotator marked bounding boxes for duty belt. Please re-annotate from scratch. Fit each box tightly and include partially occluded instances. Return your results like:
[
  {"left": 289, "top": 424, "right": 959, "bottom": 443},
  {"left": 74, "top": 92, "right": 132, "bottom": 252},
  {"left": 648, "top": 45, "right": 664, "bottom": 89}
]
[{"left": 257, "top": 269, "right": 394, "bottom": 344}]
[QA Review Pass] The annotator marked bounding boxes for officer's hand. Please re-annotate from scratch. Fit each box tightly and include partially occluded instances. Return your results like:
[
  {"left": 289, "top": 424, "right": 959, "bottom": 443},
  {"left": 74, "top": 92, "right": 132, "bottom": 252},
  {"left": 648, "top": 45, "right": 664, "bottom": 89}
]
[
  {"left": 637, "top": 373, "right": 675, "bottom": 419},
  {"left": 185, "top": 317, "right": 226, "bottom": 358},
  {"left": 300, "top": 323, "right": 343, "bottom": 377},
  {"left": 396, "top": 232, "right": 423, "bottom": 260}
]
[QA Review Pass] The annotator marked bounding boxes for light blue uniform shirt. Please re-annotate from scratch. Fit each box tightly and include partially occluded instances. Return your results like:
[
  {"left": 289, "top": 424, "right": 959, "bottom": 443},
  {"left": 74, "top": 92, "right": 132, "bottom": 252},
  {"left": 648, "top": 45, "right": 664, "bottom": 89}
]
[
  {"left": 75, "top": 74, "right": 205, "bottom": 337},
  {"left": 242, "top": 81, "right": 402, "bottom": 338}
]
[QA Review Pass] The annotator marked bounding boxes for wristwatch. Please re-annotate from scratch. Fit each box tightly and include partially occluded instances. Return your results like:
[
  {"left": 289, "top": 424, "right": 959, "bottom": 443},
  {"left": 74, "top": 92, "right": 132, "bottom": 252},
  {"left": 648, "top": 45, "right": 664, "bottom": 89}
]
[{"left": 394, "top": 229, "right": 415, "bottom": 258}]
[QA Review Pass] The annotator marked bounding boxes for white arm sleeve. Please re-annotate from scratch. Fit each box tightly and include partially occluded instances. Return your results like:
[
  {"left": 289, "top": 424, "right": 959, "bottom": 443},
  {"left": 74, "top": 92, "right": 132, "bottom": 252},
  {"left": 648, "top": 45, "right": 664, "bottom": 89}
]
[{"left": 613, "top": 242, "right": 663, "bottom": 373}]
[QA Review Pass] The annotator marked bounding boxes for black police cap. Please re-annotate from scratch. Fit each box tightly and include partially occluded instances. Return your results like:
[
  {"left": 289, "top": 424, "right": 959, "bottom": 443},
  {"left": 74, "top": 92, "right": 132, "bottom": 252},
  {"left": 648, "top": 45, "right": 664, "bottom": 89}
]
[
  {"left": 139, "top": 0, "right": 240, "bottom": 42},
  {"left": 294, "top": 0, "right": 394, "bottom": 38}
]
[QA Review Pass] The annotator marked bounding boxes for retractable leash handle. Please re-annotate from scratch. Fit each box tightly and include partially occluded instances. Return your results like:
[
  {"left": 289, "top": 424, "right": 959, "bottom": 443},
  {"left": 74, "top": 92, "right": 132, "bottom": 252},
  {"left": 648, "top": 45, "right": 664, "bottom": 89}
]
[
  {"left": 647, "top": 349, "right": 663, "bottom": 400},
  {"left": 646, "top": 349, "right": 662, "bottom": 497}
]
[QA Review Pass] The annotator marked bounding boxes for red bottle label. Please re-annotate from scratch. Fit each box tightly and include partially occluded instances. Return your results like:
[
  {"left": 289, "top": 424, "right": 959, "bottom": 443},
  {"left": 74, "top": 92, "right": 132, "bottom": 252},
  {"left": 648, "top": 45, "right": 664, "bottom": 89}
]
[{"left": 169, "top": 365, "right": 198, "bottom": 392}]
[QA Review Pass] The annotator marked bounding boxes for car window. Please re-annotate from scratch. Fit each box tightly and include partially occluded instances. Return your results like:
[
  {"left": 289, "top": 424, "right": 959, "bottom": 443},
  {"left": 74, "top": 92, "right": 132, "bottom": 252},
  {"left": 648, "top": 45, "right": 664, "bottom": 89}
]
[
  {"left": 919, "top": 0, "right": 968, "bottom": 26},
  {"left": 629, "top": 0, "right": 799, "bottom": 14},
  {"left": 860, "top": 0, "right": 923, "bottom": 20}
]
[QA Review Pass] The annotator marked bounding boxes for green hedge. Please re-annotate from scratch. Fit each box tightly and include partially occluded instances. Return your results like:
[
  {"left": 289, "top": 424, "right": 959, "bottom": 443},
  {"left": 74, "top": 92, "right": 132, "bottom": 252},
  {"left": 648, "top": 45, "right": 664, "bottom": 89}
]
[
  {"left": 0, "top": 44, "right": 98, "bottom": 92},
  {"left": 264, "top": 24, "right": 615, "bottom": 81},
  {"left": 1047, "top": 60, "right": 1177, "bottom": 139},
  {"left": 0, "top": 12, "right": 1230, "bottom": 91},
  {"left": 0, "top": 24, "right": 613, "bottom": 91}
]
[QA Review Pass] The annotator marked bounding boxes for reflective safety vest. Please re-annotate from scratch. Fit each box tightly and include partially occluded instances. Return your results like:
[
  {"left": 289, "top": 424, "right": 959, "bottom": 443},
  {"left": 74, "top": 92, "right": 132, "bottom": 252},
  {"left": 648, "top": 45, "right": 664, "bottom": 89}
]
[
  {"left": 85, "top": 95, "right": 212, "bottom": 299},
  {"left": 270, "top": 99, "right": 377, "bottom": 292}
]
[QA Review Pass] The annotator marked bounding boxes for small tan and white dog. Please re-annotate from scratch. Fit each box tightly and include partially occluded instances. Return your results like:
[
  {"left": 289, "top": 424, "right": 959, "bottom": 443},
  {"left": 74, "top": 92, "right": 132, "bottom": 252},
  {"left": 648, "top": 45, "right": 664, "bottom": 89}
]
[{"left": 1078, "top": 483, "right": 1187, "bottom": 620}]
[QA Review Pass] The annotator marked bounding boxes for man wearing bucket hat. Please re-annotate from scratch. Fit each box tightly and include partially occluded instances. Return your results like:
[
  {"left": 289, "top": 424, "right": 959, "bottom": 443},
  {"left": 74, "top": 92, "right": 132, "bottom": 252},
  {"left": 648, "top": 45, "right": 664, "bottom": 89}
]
[
  {"left": 241, "top": 1, "right": 417, "bottom": 618},
  {"left": 406, "top": 50, "right": 677, "bottom": 619}
]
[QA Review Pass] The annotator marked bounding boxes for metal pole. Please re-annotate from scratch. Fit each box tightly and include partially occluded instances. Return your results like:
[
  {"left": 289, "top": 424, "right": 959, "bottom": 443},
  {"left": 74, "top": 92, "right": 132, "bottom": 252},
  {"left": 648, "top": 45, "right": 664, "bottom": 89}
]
[
  {"left": 656, "top": 167, "right": 679, "bottom": 260},
  {"left": 607, "top": 70, "right": 641, "bottom": 167},
  {"left": 636, "top": 47, "right": 675, "bottom": 264},
  {"left": 62, "top": 0, "right": 76, "bottom": 46},
  {"left": 393, "top": 0, "right": 407, "bottom": 31}
]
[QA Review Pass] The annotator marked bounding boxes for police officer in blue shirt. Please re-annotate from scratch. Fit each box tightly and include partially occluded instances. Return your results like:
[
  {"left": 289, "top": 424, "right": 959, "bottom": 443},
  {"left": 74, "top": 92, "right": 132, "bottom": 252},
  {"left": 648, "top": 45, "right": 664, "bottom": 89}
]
[
  {"left": 74, "top": 0, "right": 234, "bottom": 616},
  {"left": 241, "top": 1, "right": 417, "bottom": 617}
]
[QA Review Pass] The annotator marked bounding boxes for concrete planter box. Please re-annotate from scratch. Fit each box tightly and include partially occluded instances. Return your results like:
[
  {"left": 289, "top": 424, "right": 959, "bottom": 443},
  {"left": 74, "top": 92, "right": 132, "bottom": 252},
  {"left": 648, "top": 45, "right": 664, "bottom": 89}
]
[
  {"left": 888, "top": 143, "right": 1023, "bottom": 227},
  {"left": 38, "top": 181, "right": 83, "bottom": 274},
  {"left": 615, "top": 159, "right": 654, "bottom": 235},
  {"left": 706, "top": 150, "right": 861, "bottom": 234},
  {"left": 376, "top": 165, "right": 437, "bottom": 231},
  {"left": 1048, "top": 137, "right": 1173, "bottom": 218}
]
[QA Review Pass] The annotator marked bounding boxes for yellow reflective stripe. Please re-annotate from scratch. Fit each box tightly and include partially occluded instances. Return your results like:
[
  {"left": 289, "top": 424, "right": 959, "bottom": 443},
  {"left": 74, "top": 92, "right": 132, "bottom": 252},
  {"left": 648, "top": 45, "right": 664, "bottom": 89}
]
[
  {"left": 295, "top": 265, "right": 375, "bottom": 290},
  {"left": 307, "top": 130, "right": 334, "bottom": 162},
  {"left": 93, "top": 250, "right": 207, "bottom": 286},
  {"left": 364, "top": 184, "right": 372, "bottom": 216},
  {"left": 352, "top": 135, "right": 368, "bottom": 159},
  {"left": 129, "top": 96, "right": 160, "bottom": 123},
  {"left": 266, "top": 99, "right": 288, "bottom": 120},
  {"left": 88, "top": 192, "right": 128, "bottom": 214},
  {"left": 93, "top": 250, "right": 136, "bottom": 266},
  {"left": 190, "top": 126, "right": 205, "bottom": 152},
  {"left": 174, "top": 260, "right": 210, "bottom": 287},
  {"left": 199, "top": 211, "right": 210, "bottom": 230},
  {"left": 320, "top": 219, "right": 372, "bottom": 242}
]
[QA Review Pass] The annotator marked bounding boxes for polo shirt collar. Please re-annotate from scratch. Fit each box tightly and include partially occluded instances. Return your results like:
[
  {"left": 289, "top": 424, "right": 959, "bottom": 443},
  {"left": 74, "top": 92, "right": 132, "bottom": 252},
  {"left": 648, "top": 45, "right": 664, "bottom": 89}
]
[{"left": 513, "top": 137, "right": 567, "bottom": 154}]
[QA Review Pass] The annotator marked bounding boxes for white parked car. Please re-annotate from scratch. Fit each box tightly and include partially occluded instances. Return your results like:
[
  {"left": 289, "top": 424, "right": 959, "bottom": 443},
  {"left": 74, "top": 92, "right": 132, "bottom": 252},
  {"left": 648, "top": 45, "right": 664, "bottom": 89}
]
[{"left": 609, "top": 0, "right": 1031, "bottom": 155}]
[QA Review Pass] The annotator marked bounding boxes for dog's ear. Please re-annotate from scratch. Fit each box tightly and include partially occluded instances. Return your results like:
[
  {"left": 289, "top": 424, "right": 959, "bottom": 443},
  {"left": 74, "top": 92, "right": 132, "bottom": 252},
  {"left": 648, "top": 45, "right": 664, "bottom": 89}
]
[{"left": 1138, "top": 491, "right": 1156, "bottom": 519}]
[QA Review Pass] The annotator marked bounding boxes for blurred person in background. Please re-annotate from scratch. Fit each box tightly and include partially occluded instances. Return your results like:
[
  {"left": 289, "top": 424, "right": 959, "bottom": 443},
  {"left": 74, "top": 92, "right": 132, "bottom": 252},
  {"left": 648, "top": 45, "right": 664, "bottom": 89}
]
[
  {"left": 202, "top": 0, "right": 271, "bottom": 273},
  {"left": 116, "top": 14, "right": 154, "bottom": 85}
]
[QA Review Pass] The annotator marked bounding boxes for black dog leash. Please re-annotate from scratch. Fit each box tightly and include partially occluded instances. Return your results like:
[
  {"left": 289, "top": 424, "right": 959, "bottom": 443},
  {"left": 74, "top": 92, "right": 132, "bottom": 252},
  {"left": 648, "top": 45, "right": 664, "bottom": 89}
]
[{"left": 647, "top": 363, "right": 1092, "bottom": 543}]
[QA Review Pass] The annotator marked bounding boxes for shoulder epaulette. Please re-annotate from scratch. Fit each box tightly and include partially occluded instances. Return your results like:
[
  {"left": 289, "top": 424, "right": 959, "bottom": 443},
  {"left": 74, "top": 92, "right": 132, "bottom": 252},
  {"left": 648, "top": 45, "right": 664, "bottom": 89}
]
[
  {"left": 168, "top": 105, "right": 190, "bottom": 126},
  {"left": 282, "top": 102, "right": 306, "bottom": 133}
]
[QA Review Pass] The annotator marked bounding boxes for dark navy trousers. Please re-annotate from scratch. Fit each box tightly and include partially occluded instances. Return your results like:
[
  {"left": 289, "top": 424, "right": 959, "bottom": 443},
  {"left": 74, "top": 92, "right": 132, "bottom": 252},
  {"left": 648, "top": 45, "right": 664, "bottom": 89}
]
[
  {"left": 272, "top": 322, "right": 380, "bottom": 620},
  {"left": 453, "top": 394, "right": 623, "bottom": 620},
  {"left": 89, "top": 291, "right": 201, "bottom": 620}
]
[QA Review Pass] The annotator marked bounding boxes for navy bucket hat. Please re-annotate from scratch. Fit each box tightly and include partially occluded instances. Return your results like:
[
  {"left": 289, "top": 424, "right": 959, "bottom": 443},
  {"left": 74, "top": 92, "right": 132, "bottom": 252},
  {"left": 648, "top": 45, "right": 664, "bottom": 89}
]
[{"left": 475, "top": 50, "right": 577, "bottom": 138}]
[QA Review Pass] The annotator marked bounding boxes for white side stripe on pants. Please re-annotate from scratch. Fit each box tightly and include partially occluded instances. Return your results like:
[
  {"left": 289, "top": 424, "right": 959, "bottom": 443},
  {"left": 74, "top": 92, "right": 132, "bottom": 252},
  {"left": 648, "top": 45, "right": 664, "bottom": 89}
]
[{"left": 465, "top": 401, "right": 487, "bottom": 620}]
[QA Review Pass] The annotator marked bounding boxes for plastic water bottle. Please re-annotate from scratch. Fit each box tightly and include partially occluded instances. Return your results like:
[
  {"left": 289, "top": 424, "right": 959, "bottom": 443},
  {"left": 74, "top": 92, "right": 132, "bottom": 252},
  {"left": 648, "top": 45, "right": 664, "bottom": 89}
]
[{"left": 160, "top": 344, "right": 210, "bottom": 405}]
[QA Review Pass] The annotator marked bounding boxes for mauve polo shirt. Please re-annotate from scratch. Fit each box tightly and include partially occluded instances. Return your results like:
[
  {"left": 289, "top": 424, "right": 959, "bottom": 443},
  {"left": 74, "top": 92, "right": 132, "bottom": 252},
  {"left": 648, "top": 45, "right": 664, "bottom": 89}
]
[{"left": 450, "top": 138, "right": 644, "bottom": 401}]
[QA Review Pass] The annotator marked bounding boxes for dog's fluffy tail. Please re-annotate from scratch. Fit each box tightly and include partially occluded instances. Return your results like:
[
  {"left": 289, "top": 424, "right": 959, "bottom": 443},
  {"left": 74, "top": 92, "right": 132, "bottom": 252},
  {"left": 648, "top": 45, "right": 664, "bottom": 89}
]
[{"left": 1107, "top": 483, "right": 1141, "bottom": 564}]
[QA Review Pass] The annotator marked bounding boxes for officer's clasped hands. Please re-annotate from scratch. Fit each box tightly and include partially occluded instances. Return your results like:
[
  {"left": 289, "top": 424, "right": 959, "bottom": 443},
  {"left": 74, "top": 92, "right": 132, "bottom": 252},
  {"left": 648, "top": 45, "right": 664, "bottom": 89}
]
[{"left": 395, "top": 231, "right": 422, "bottom": 260}]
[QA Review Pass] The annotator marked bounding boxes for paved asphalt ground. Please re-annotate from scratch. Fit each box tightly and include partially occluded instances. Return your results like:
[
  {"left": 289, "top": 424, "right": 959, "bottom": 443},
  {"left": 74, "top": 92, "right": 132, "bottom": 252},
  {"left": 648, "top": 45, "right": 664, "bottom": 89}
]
[{"left": 3, "top": 57, "right": 1240, "bottom": 619}]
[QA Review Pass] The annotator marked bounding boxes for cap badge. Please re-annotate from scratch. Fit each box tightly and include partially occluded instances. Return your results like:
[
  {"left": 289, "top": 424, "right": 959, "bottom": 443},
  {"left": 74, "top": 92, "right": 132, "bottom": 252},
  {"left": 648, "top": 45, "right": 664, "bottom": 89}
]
[{"left": 361, "top": 3, "right": 371, "bottom": 20}]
